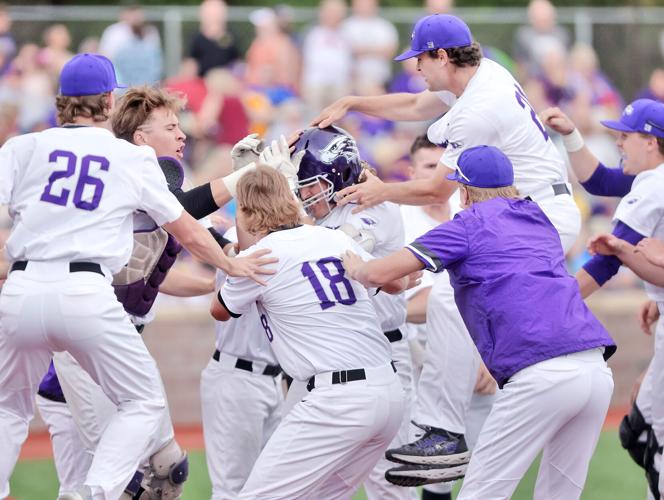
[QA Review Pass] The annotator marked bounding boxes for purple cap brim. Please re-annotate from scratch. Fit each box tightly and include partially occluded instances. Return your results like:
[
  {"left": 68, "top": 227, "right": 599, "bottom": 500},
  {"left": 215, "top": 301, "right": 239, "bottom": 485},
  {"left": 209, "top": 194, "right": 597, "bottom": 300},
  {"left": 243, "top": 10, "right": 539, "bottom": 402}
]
[
  {"left": 394, "top": 48, "right": 426, "bottom": 61},
  {"left": 600, "top": 119, "right": 635, "bottom": 133}
]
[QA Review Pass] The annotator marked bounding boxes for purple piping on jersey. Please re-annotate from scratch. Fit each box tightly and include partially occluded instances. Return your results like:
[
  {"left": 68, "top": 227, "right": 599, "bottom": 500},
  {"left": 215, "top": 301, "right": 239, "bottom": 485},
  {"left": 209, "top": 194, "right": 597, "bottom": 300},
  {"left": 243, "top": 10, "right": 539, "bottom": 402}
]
[
  {"left": 580, "top": 162, "right": 635, "bottom": 198},
  {"left": 582, "top": 221, "right": 644, "bottom": 286},
  {"left": 114, "top": 232, "right": 182, "bottom": 317}
]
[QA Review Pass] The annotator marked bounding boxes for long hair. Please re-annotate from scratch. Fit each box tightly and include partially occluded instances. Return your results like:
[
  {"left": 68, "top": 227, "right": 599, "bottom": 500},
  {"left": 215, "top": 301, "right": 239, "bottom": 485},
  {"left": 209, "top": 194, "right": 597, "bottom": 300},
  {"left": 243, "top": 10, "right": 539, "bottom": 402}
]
[{"left": 236, "top": 165, "right": 301, "bottom": 234}]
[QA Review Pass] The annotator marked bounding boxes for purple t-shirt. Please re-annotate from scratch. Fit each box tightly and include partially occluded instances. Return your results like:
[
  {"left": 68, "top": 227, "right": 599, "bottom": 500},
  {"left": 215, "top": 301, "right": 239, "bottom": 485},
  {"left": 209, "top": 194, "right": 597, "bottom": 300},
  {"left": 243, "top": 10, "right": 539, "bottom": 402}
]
[{"left": 407, "top": 197, "right": 615, "bottom": 387}]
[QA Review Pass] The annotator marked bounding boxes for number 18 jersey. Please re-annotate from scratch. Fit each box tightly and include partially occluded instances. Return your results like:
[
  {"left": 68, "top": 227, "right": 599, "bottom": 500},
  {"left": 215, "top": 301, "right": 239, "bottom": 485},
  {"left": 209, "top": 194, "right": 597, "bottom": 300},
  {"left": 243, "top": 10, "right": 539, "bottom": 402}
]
[
  {"left": 220, "top": 224, "right": 392, "bottom": 381},
  {"left": 0, "top": 126, "right": 183, "bottom": 273}
]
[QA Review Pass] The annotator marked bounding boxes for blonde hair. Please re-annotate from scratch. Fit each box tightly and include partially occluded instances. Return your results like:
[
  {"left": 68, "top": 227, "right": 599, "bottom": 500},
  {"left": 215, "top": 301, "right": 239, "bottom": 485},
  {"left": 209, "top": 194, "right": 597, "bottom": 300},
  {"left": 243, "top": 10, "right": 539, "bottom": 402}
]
[
  {"left": 462, "top": 184, "right": 520, "bottom": 204},
  {"left": 111, "top": 86, "right": 185, "bottom": 142},
  {"left": 55, "top": 93, "right": 111, "bottom": 125},
  {"left": 236, "top": 165, "right": 301, "bottom": 234}
]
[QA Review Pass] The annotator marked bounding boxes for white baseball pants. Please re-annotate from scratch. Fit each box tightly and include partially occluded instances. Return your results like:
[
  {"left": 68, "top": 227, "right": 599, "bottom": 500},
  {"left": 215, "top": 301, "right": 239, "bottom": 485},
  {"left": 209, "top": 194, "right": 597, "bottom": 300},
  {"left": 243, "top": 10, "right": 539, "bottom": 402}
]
[
  {"left": 200, "top": 355, "right": 283, "bottom": 500},
  {"left": 533, "top": 190, "right": 581, "bottom": 254},
  {"left": 36, "top": 394, "right": 92, "bottom": 495},
  {"left": 458, "top": 348, "right": 613, "bottom": 500},
  {"left": 239, "top": 363, "right": 404, "bottom": 499},
  {"left": 0, "top": 262, "right": 169, "bottom": 500},
  {"left": 364, "top": 337, "right": 417, "bottom": 500}
]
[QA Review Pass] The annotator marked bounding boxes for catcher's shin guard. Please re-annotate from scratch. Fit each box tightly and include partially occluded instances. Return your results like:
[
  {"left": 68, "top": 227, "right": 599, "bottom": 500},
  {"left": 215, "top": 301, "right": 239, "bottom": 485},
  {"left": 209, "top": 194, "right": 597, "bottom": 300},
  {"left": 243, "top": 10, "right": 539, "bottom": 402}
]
[
  {"left": 644, "top": 429, "right": 662, "bottom": 499},
  {"left": 141, "top": 439, "right": 189, "bottom": 499},
  {"left": 619, "top": 403, "right": 650, "bottom": 468}
]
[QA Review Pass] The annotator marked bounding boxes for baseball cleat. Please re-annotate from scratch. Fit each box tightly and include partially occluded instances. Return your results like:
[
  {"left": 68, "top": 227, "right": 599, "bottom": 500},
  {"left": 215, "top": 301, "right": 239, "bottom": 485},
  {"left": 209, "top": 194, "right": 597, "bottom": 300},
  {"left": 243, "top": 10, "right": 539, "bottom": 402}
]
[
  {"left": 385, "top": 463, "right": 468, "bottom": 487},
  {"left": 385, "top": 421, "right": 470, "bottom": 465}
]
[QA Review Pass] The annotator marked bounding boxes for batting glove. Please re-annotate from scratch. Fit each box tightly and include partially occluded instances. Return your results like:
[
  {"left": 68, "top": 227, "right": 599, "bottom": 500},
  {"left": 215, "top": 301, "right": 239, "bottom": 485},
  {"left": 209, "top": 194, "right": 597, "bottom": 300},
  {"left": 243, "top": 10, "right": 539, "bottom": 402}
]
[
  {"left": 231, "top": 133, "right": 264, "bottom": 172},
  {"left": 259, "top": 135, "right": 303, "bottom": 192}
]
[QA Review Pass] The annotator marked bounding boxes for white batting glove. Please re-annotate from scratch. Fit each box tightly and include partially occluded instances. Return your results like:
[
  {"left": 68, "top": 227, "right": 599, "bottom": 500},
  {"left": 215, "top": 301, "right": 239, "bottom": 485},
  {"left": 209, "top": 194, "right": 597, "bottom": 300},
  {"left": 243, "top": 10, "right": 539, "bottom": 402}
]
[
  {"left": 231, "top": 133, "right": 264, "bottom": 172},
  {"left": 259, "top": 135, "right": 302, "bottom": 191}
]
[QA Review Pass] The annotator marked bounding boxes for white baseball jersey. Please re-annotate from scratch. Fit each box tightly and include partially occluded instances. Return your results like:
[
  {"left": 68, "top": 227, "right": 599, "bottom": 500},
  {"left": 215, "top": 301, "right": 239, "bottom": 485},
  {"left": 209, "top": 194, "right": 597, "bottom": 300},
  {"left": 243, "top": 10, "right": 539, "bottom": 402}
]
[
  {"left": 0, "top": 126, "right": 182, "bottom": 273},
  {"left": 319, "top": 202, "right": 406, "bottom": 332},
  {"left": 427, "top": 58, "right": 569, "bottom": 197},
  {"left": 219, "top": 224, "right": 392, "bottom": 381},
  {"left": 613, "top": 164, "right": 664, "bottom": 302}
]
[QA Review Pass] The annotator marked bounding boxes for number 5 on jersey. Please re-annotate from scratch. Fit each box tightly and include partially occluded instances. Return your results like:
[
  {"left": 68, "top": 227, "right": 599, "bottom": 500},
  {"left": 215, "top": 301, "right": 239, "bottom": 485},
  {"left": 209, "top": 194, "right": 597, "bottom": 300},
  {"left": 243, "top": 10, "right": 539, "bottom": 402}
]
[{"left": 40, "top": 150, "right": 109, "bottom": 211}]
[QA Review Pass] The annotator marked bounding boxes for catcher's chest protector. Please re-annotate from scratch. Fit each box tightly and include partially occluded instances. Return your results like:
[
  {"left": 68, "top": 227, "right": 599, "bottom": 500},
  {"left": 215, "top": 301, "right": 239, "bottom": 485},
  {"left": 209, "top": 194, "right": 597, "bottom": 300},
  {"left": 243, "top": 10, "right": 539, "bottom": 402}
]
[{"left": 113, "top": 228, "right": 182, "bottom": 317}]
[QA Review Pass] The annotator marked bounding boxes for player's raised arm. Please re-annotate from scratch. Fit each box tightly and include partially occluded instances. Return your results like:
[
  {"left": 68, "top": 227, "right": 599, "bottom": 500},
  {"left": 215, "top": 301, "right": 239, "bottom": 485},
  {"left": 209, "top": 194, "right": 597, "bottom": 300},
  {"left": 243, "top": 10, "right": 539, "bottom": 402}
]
[{"left": 311, "top": 90, "right": 448, "bottom": 128}]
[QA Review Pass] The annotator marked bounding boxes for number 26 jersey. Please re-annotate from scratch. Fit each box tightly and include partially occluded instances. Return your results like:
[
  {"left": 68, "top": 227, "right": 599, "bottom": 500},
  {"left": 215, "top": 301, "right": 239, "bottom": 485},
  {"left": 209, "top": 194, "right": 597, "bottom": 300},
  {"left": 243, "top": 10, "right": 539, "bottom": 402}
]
[
  {"left": 0, "top": 126, "right": 183, "bottom": 273},
  {"left": 220, "top": 224, "right": 392, "bottom": 381}
]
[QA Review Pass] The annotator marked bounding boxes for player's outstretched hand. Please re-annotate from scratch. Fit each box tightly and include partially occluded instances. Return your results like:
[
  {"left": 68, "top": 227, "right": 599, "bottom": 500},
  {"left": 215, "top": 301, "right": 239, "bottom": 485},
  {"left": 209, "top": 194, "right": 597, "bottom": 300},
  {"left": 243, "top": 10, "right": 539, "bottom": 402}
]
[
  {"left": 635, "top": 237, "right": 664, "bottom": 267},
  {"left": 226, "top": 249, "right": 278, "bottom": 286},
  {"left": 638, "top": 299, "right": 659, "bottom": 336},
  {"left": 539, "top": 107, "right": 575, "bottom": 136},
  {"left": 474, "top": 363, "right": 497, "bottom": 395},
  {"left": 231, "top": 133, "right": 264, "bottom": 171},
  {"left": 587, "top": 233, "right": 626, "bottom": 256},
  {"left": 340, "top": 250, "right": 365, "bottom": 282},
  {"left": 310, "top": 97, "right": 353, "bottom": 128},
  {"left": 405, "top": 271, "right": 423, "bottom": 290},
  {"left": 336, "top": 170, "right": 386, "bottom": 213}
]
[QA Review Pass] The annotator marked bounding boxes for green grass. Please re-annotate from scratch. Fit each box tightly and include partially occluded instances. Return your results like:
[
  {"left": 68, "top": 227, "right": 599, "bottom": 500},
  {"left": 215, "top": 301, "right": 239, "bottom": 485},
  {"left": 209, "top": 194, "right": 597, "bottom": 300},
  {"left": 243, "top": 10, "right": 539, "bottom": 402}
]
[{"left": 8, "top": 431, "right": 648, "bottom": 499}]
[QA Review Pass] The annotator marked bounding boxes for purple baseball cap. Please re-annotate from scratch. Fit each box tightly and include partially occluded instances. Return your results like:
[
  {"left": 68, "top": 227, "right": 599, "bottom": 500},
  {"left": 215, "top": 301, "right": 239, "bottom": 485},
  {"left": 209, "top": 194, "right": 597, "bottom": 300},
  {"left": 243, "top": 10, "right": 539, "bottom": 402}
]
[
  {"left": 601, "top": 99, "right": 664, "bottom": 139},
  {"left": 59, "top": 53, "right": 125, "bottom": 97},
  {"left": 395, "top": 14, "right": 473, "bottom": 62},
  {"left": 446, "top": 145, "right": 514, "bottom": 188}
]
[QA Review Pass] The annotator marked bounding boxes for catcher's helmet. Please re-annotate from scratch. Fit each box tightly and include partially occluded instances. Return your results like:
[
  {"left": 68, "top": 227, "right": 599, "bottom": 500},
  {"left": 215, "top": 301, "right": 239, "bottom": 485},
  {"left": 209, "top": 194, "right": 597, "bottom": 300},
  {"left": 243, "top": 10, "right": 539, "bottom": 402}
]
[{"left": 293, "top": 126, "right": 362, "bottom": 214}]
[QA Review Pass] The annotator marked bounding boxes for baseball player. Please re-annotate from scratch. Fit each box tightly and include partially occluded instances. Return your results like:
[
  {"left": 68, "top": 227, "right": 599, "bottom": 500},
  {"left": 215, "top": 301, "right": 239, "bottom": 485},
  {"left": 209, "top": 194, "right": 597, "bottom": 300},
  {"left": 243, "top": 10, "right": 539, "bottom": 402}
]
[
  {"left": 342, "top": 145, "right": 616, "bottom": 500},
  {"left": 565, "top": 98, "right": 664, "bottom": 499},
  {"left": 211, "top": 165, "right": 409, "bottom": 499},
  {"left": 393, "top": 136, "right": 497, "bottom": 497},
  {"left": 49, "top": 84, "right": 237, "bottom": 499},
  {"left": 290, "top": 125, "right": 415, "bottom": 499},
  {"left": 201, "top": 227, "right": 283, "bottom": 500},
  {"left": 313, "top": 14, "right": 581, "bottom": 466},
  {"left": 0, "top": 53, "right": 274, "bottom": 500}
]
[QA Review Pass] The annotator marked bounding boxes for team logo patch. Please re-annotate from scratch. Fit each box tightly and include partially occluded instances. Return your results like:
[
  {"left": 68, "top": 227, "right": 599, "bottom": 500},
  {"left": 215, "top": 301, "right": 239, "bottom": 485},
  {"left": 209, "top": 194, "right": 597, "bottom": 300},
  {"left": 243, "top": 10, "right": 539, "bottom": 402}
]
[
  {"left": 319, "top": 135, "right": 359, "bottom": 165},
  {"left": 361, "top": 217, "right": 377, "bottom": 226},
  {"left": 624, "top": 105, "right": 633, "bottom": 116},
  {"left": 626, "top": 196, "right": 640, "bottom": 205}
]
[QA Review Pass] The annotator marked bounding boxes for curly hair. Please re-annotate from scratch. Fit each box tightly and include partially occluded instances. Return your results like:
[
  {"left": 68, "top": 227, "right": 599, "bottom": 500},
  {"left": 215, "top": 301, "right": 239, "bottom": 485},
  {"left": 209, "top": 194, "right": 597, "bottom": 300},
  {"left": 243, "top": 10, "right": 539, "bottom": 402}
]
[
  {"left": 55, "top": 93, "right": 111, "bottom": 125},
  {"left": 427, "top": 42, "right": 483, "bottom": 68}
]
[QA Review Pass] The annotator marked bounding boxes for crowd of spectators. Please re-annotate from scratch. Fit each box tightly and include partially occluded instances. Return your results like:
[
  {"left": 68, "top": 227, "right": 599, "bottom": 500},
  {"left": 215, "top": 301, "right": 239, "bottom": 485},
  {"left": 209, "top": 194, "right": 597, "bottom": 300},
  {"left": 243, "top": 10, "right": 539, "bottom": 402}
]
[{"left": 0, "top": 0, "right": 659, "bottom": 289}]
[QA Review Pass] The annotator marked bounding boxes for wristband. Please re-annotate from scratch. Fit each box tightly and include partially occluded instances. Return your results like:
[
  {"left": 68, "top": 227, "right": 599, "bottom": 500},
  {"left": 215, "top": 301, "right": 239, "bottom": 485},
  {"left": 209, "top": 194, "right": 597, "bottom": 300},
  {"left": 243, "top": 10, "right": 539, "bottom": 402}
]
[
  {"left": 221, "top": 162, "right": 256, "bottom": 197},
  {"left": 562, "top": 128, "right": 585, "bottom": 153}
]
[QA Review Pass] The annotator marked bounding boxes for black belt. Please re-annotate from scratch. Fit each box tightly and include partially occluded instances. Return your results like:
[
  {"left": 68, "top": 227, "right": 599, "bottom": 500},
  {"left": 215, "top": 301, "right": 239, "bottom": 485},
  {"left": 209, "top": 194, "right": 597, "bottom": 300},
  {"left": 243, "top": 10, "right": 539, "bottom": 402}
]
[
  {"left": 10, "top": 261, "right": 104, "bottom": 276},
  {"left": 525, "top": 183, "right": 570, "bottom": 201},
  {"left": 384, "top": 329, "right": 403, "bottom": 343},
  {"left": 212, "top": 349, "right": 281, "bottom": 377},
  {"left": 307, "top": 361, "right": 397, "bottom": 392}
]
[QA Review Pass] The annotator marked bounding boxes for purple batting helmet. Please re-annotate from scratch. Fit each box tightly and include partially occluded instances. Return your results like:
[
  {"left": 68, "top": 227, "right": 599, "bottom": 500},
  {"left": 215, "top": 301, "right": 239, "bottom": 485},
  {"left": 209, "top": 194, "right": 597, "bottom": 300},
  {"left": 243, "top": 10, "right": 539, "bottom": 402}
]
[{"left": 294, "top": 126, "right": 362, "bottom": 214}]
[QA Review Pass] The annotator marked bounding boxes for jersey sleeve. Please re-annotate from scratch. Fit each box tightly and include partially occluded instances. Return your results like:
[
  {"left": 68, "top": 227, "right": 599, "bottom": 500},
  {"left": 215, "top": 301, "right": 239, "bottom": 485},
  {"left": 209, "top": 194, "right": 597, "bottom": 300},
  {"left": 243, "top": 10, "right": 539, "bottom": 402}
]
[
  {"left": 219, "top": 272, "right": 263, "bottom": 317},
  {"left": 405, "top": 217, "right": 469, "bottom": 273},
  {"left": 440, "top": 111, "right": 500, "bottom": 169},
  {"left": 613, "top": 175, "right": 664, "bottom": 237},
  {"left": 0, "top": 137, "right": 20, "bottom": 204},
  {"left": 138, "top": 149, "right": 184, "bottom": 226}
]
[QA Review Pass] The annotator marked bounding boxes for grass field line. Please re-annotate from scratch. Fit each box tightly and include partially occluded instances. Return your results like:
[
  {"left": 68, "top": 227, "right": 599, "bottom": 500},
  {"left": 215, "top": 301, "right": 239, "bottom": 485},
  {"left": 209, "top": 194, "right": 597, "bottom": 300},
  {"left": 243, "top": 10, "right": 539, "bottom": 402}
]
[{"left": 18, "top": 406, "right": 629, "bottom": 461}]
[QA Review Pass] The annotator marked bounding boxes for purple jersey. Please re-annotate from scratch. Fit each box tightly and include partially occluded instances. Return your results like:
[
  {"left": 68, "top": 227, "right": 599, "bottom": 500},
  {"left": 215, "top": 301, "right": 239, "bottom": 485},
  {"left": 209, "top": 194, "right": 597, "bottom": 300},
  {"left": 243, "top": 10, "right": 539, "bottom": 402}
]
[{"left": 407, "top": 197, "right": 615, "bottom": 387}]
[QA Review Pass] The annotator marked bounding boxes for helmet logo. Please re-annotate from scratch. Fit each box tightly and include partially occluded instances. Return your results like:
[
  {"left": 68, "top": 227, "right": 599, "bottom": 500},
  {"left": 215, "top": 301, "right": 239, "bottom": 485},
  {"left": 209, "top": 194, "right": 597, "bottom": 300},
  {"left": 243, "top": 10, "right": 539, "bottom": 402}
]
[{"left": 319, "top": 135, "right": 359, "bottom": 165}]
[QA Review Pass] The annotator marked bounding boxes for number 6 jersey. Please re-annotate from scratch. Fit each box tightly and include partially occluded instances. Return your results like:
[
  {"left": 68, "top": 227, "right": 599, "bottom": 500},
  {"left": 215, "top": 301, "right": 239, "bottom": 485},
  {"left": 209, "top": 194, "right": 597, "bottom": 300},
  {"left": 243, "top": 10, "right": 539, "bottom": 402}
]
[
  {"left": 219, "top": 224, "right": 392, "bottom": 381},
  {"left": 0, "top": 126, "right": 183, "bottom": 273}
]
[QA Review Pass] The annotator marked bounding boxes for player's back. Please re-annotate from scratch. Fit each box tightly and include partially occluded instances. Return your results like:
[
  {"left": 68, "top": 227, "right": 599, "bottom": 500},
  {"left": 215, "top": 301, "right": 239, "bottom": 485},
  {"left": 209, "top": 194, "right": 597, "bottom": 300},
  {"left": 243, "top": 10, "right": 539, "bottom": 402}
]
[
  {"left": 230, "top": 224, "right": 391, "bottom": 381},
  {"left": 1, "top": 126, "right": 178, "bottom": 273}
]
